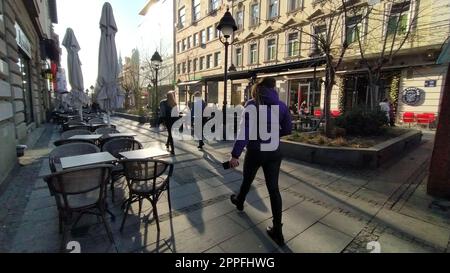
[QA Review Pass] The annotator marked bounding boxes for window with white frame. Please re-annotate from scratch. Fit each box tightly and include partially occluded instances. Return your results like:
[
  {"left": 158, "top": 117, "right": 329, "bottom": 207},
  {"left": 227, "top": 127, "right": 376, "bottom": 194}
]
[
  {"left": 188, "top": 60, "right": 192, "bottom": 73},
  {"left": 312, "top": 25, "right": 327, "bottom": 53},
  {"left": 193, "top": 33, "right": 198, "bottom": 47},
  {"left": 288, "top": 0, "right": 302, "bottom": 12},
  {"left": 235, "top": 47, "right": 243, "bottom": 67},
  {"left": 250, "top": 3, "right": 259, "bottom": 26},
  {"left": 214, "top": 52, "right": 221, "bottom": 67},
  {"left": 177, "top": 63, "right": 181, "bottom": 75},
  {"left": 182, "top": 62, "right": 186, "bottom": 74},
  {"left": 206, "top": 54, "right": 213, "bottom": 69},
  {"left": 266, "top": 38, "right": 276, "bottom": 61},
  {"left": 249, "top": 43, "right": 258, "bottom": 64},
  {"left": 207, "top": 26, "right": 214, "bottom": 41},
  {"left": 192, "top": 0, "right": 201, "bottom": 22},
  {"left": 268, "top": 0, "right": 279, "bottom": 19},
  {"left": 178, "top": 6, "right": 186, "bottom": 29},
  {"left": 200, "top": 56, "right": 205, "bottom": 70},
  {"left": 210, "top": 0, "right": 221, "bottom": 12},
  {"left": 177, "top": 41, "right": 181, "bottom": 53},
  {"left": 387, "top": 1, "right": 410, "bottom": 36},
  {"left": 200, "top": 30, "right": 206, "bottom": 44},
  {"left": 215, "top": 23, "right": 220, "bottom": 38},
  {"left": 182, "top": 39, "right": 187, "bottom": 51},
  {"left": 287, "top": 32, "right": 300, "bottom": 57},
  {"left": 345, "top": 15, "right": 362, "bottom": 44},
  {"left": 193, "top": 58, "right": 198, "bottom": 72},
  {"left": 235, "top": 9, "right": 244, "bottom": 30},
  {"left": 187, "top": 36, "right": 192, "bottom": 49}
]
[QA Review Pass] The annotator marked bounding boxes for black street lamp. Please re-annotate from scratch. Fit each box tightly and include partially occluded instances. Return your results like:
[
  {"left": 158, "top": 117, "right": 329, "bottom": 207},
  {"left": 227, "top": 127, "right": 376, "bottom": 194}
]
[
  {"left": 151, "top": 50, "right": 163, "bottom": 118},
  {"left": 217, "top": 8, "right": 237, "bottom": 139}
]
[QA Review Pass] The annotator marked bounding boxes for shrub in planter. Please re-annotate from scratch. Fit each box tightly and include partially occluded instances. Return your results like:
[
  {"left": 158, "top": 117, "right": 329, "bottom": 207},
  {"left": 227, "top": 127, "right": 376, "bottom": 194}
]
[{"left": 336, "top": 108, "right": 388, "bottom": 136}]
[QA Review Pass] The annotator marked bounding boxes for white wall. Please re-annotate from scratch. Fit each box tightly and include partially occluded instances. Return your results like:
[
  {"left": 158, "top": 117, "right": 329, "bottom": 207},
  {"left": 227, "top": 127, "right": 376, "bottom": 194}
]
[{"left": 397, "top": 65, "right": 447, "bottom": 117}]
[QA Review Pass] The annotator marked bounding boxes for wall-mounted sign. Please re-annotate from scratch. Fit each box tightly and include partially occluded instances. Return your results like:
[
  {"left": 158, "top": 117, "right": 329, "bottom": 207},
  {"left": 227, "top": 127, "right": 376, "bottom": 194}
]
[
  {"left": 425, "top": 80, "right": 437, "bottom": 87},
  {"left": 402, "top": 87, "right": 424, "bottom": 106},
  {"left": 15, "top": 23, "right": 32, "bottom": 58}
]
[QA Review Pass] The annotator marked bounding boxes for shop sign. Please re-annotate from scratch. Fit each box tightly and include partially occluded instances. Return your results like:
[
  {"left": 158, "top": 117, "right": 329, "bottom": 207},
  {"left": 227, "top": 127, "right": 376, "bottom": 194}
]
[
  {"left": 15, "top": 23, "right": 32, "bottom": 58},
  {"left": 402, "top": 87, "right": 424, "bottom": 106}
]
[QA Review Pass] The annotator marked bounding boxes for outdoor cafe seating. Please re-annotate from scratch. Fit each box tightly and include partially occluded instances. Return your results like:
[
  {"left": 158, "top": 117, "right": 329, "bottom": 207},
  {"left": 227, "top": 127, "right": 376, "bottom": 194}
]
[
  {"left": 101, "top": 138, "right": 144, "bottom": 202},
  {"left": 61, "top": 129, "right": 92, "bottom": 140},
  {"left": 49, "top": 142, "right": 100, "bottom": 173},
  {"left": 95, "top": 127, "right": 120, "bottom": 135},
  {"left": 120, "top": 158, "right": 173, "bottom": 232},
  {"left": 45, "top": 125, "right": 173, "bottom": 248},
  {"left": 43, "top": 164, "right": 115, "bottom": 250}
]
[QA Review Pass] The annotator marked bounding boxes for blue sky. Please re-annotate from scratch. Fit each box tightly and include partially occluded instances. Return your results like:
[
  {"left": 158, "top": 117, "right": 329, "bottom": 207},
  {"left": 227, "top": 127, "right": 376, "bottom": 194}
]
[{"left": 54, "top": 0, "right": 172, "bottom": 91}]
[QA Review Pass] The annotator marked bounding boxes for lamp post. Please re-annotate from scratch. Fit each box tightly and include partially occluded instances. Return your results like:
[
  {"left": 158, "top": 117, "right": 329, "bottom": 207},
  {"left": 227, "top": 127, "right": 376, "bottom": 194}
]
[
  {"left": 151, "top": 50, "right": 163, "bottom": 123},
  {"left": 217, "top": 8, "right": 237, "bottom": 140}
]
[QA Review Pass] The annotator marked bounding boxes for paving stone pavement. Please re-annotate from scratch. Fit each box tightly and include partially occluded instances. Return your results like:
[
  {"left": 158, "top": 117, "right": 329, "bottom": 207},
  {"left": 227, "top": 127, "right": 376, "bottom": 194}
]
[{"left": 0, "top": 118, "right": 449, "bottom": 253}]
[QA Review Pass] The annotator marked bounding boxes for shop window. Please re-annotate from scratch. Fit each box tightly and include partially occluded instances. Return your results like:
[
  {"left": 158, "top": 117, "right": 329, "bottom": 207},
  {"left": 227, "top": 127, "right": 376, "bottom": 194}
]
[
  {"left": 18, "top": 51, "right": 34, "bottom": 124},
  {"left": 231, "top": 84, "right": 242, "bottom": 106}
]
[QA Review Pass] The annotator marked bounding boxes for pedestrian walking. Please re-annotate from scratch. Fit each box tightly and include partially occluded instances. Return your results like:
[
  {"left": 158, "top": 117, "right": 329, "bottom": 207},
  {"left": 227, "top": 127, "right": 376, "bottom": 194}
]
[
  {"left": 379, "top": 98, "right": 391, "bottom": 125},
  {"left": 190, "top": 92, "right": 207, "bottom": 150},
  {"left": 229, "top": 77, "right": 293, "bottom": 246},
  {"left": 160, "top": 91, "right": 178, "bottom": 155}
]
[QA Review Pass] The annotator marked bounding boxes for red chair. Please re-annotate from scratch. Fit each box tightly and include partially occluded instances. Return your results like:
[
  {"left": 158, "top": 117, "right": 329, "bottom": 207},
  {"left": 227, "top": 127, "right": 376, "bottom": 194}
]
[
  {"left": 331, "top": 110, "right": 341, "bottom": 118},
  {"left": 417, "top": 113, "right": 433, "bottom": 129},
  {"left": 402, "top": 112, "right": 416, "bottom": 127},
  {"left": 423, "top": 113, "right": 436, "bottom": 123},
  {"left": 314, "top": 109, "right": 322, "bottom": 118}
]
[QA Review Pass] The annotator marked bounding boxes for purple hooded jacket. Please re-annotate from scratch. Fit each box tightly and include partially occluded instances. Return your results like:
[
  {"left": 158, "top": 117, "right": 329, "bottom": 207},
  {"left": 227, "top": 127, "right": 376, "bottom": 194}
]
[{"left": 231, "top": 87, "right": 292, "bottom": 159}]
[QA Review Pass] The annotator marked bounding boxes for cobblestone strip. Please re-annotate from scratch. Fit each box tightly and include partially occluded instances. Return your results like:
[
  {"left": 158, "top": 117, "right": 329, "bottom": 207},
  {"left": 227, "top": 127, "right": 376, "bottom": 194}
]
[{"left": 344, "top": 162, "right": 441, "bottom": 253}]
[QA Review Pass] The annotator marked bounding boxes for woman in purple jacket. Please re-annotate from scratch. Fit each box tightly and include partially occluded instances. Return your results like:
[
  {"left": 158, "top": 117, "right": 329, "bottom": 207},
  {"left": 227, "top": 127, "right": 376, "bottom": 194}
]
[{"left": 229, "top": 77, "right": 292, "bottom": 246}]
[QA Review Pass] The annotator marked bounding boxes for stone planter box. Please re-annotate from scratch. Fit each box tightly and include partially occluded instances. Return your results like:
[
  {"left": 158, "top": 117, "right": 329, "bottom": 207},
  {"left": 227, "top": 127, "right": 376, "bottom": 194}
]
[
  {"left": 280, "top": 130, "right": 423, "bottom": 169},
  {"left": 113, "top": 112, "right": 148, "bottom": 124}
]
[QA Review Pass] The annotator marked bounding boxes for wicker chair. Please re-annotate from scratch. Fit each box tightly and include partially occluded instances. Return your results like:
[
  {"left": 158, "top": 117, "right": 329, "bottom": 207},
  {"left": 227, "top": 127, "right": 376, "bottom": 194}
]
[
  {"left": 89, "top": 118, "right": 105, "bottom": 125},
  {"left": 43, "top": 165, "right": 114, "bottom": 251},
  {"left": 120, "top": 159, "right": 174, "bottom": 232},
  {"left": 101, "top": 138, "right": 143, "bottom": 203},
  {"left": 53, "top": 139, "right": 95, "bottom": 147},
  {"left": 62, "top": 121, "right": 86, "bottom": 132},
  {"left": 49, "top": 143, "right": 100, "bottom": 173},
  {"left": 61, "top": 129, "right": 92, "bottom": 140},
  {"left": 95, "top": 127, "right": 120, "bottom": 135}
]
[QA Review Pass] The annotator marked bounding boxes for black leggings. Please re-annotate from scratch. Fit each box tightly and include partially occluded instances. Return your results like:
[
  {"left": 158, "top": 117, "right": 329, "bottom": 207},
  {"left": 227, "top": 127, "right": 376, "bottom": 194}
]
[
  {"left": 164, "top": 118, "right": 175, "bottom": 153},
  {"left": 237, "top": 149, "right": 283, "bottom": 226}
]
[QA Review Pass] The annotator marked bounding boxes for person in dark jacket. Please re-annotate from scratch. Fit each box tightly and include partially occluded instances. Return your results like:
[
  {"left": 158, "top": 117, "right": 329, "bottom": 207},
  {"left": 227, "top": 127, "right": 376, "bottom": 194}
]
[
  {"left": 160, "top": 91, "right": 178, "bottom": 155},
  {"left": 190, "top": 92, "right": 207, "bottom": 149},
  {"left": 229, "top": 77, "right": 292, "bottom": 246}
]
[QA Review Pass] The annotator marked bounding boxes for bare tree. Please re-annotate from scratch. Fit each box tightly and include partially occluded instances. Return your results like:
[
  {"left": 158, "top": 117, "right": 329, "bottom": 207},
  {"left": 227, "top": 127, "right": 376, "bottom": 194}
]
[
  {"left": 352, "top": 0, "right": 431, "bottom": 110},
  {"left": 279, "top": 0, "right": 359, "bottom": 137}
]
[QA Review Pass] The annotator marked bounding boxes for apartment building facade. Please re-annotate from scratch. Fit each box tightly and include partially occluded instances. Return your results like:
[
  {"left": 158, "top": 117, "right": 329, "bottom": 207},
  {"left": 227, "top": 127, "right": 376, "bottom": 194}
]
[
  {"left": 0, "top": 0, "right": 59, "bottom": 184},
  {"left": 174, "top": 0, "right": 450, "bottom": 120}
]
